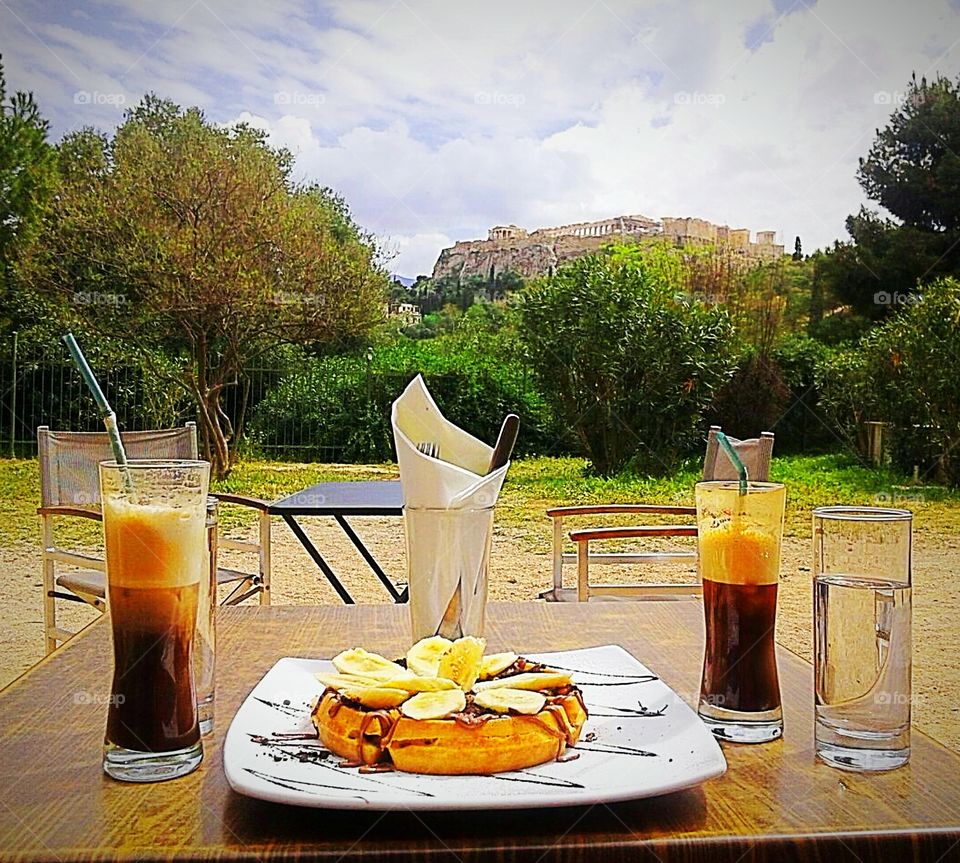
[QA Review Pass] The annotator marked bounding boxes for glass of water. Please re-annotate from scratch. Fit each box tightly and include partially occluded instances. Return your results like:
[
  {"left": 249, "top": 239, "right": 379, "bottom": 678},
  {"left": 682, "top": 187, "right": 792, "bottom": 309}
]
[{"left": 812, "top": 506, "right": 912, "bottom": 771}]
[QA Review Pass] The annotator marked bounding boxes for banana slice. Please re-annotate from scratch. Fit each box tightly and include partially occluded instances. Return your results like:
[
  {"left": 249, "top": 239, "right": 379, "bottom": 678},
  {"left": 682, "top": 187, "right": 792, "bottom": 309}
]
[
  {"left": 437, "top": 636, "right": 486, "bottom": 691},
  {"left": 406, "top": 636, "right": 454, "bottom": 677},
  {"left": 316, "top": 672, "right": 384, "bottom": 691},
  {"left": 338, "top": 685, "right": 409, "bottom": 709},
  {"left": 474, "top": 670, "right": 572, "bottom": 692},
  {"left": 400, "top": 689, "right": 467, "bottom": 720},
  {"left": 474, "top": 688, "right": 546, "bottom": 715},
  {"left": 332, "top": 648, "right": 405, "bottom": 681},
  {"left": 479, "top": 652, "right": 519, "bottom": 680},
  {"left": 381, "top": 673, "right": 458, "bottom": 693}
]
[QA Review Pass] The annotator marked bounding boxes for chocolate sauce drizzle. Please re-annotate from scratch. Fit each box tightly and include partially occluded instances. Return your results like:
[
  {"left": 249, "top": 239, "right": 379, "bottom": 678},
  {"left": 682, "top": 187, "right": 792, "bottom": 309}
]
[
  {"left": 254, "top": 697, "right": 310, "bottom": 719},
  {"left": 541, "top": 662, "right": 659, "bottom": 682},
  {"left": 241, "top": 656, "right": 670, "bottom": 804},
  {"left": 588, "top": 701, "right": 670, "bottom": 718},
  {"left": 576, "top": 678, "right": 659, "bottom": 687},
  {"left": 490, "top": 770, "right": 585, "bottom": 789},
  {"left": 247, "top": 732, "right": 435, "bottom": 797},
  {"left": 575, "top": 742, "right": 658, "bottom": 757},
  {"left": 244, "top": 767, "right": 367, "bottom": 797}
]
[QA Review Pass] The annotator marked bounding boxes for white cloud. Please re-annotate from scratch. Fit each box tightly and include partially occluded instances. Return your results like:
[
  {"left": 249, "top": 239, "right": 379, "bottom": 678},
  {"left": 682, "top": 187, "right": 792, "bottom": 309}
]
[
  {"left": 383, "top": 231, "right": 456, "bottom": 279},
  {"left": 4, "top": 0, "right": 960, "bottom": 277}
]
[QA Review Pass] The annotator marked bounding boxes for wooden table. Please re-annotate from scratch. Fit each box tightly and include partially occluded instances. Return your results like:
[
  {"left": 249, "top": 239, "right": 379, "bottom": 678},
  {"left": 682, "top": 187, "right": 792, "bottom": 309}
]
[{"left": 1, "top": 602, "right": 958, "bottom": 862}]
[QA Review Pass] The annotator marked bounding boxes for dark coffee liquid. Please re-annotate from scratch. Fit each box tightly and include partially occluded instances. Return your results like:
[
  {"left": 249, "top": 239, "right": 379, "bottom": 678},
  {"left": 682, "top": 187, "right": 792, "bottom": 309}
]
[
  {"left": 106, "top": 583, "right": 200, "bottom": 752},
  {"left": 701, "top": 578, "right": 780, "bottom": 713}
]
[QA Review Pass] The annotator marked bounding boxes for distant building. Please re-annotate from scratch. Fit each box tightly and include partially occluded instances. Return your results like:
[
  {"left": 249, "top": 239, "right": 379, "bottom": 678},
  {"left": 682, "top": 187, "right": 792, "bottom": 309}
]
[{"left": 388, "top": 302, "right": 422, "bottom": 326}]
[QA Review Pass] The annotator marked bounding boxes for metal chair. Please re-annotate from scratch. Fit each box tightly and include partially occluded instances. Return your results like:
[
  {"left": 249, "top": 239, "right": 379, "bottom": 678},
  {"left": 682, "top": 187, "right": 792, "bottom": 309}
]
[
  {"left": 542, "top": 426, "right": 775, "bottom": 602},
  {"left": 38, "top": 423, "right": 272, "bottom": 652}
]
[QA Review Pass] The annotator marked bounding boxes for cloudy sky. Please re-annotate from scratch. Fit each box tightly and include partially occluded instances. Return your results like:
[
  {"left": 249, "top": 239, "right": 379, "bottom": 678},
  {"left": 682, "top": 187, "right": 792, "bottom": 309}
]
[{"left": 3, "top": 0, "right": 960, "bottom": 277}]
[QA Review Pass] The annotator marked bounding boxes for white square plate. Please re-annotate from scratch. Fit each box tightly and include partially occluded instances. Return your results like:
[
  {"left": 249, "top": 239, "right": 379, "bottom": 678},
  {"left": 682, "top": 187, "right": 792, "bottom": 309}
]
[{"left": 223, "top": 645, "right": 726, "bottom": 810}]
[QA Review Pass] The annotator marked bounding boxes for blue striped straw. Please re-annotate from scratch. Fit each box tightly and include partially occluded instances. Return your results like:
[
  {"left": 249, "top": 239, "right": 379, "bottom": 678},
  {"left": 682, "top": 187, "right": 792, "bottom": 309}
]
[
  {"left": 62, "top": 333, "right": 131, "bottom": 483},
  {"left": 715, "top": 431, "right": 748, "bottom": 496}
]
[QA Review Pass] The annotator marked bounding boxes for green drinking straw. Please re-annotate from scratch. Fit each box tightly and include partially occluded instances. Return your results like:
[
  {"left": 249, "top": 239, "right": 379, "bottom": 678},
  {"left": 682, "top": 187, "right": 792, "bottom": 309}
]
[
  {"left": 715, "top": 431, "right": 748, "bottom": 497},
  {"left": 62, "top": 333, "right": 131, "bottom": 481}
]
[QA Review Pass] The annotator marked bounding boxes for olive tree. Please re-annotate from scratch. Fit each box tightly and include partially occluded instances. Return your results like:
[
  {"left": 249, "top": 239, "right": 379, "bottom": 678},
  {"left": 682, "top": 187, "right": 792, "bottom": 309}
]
[{"left": 21, "top": 96, "right": 386, "bottom": 476}]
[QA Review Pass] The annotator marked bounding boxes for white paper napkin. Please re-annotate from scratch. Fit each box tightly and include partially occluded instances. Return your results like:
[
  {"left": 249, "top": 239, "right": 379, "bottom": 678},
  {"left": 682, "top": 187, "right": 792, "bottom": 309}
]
[
  {"left": 392, "top": 375, "right": 509, "bottom": 639},
  {"left": 392, "top": 375, "right": 508, "bottom": 509}
]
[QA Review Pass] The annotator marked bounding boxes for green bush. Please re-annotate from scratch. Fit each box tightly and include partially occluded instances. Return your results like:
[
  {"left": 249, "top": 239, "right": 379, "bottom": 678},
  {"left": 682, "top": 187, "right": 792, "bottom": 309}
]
[
  {"left": 815, "top": 277, "right": 960, "bottom": 483},
  {"left": 708, "top": 348, "right": 790, "bottom": 442},
  {"left": 709, "top": 336, "right": 839, "bottom": 455},
  {"left": 516, "top": 245, "right": 735, "bottom": 476},
  {"left": 815, "top": 342, "right": 877, "bottom": 457},
  {"left": 865, "top": 278, "right": 960, "bottom": 483},
  {"left": 247, "top": 337, "right": 562, "bottom": 462},
  {"left": 769, "top": 336, "right": 836, "bottom": 453}
]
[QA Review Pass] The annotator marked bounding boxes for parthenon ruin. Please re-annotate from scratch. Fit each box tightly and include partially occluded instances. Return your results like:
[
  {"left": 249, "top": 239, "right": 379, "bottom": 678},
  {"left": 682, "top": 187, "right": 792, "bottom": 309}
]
[{"left": 431, "top": 213, "right": 784, "bottom": 281}]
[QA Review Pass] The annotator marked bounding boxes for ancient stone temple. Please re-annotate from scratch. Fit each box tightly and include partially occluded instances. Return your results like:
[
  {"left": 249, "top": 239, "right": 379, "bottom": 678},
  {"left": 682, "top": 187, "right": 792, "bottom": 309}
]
[{"left": 431, "top": 214, "right": 784, "bottom": 281}]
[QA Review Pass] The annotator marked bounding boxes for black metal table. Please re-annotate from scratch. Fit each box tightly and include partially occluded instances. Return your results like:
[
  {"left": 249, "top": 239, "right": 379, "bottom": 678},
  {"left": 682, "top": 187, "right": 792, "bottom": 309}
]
[{"left": 268, "top": 480, "right": 406, "bottom": 604}]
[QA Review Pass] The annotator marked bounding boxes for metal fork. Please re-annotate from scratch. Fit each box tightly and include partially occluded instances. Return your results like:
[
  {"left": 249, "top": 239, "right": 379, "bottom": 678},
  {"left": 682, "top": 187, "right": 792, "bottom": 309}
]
[{"left": 416, "top": 441, "right": 439, "bottom": 459}]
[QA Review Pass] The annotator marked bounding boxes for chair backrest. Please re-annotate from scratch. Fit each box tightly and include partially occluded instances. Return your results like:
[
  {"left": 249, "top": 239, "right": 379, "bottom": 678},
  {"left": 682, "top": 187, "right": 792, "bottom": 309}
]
[
  {"left": 702, "top": 426, "right": 774, "bottom": 483},
  {"left": 37, "top": 424, "right": 199, "bottom": 508}
]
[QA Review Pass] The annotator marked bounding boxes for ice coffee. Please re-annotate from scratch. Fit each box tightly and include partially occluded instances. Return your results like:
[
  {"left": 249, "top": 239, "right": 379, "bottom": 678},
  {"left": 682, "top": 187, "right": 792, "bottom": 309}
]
[
  {"left": 696, "top": 481, "right": 786, "bottom": 744},
  {"left": 100, "top": 460, "right": 208, "bottom": 782}
]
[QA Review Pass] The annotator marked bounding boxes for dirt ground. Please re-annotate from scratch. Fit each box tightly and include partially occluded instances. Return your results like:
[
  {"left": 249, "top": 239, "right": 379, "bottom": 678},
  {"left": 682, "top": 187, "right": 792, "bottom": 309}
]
[{"left": 2, "top": 516, "right": 957, "bottom": 752}]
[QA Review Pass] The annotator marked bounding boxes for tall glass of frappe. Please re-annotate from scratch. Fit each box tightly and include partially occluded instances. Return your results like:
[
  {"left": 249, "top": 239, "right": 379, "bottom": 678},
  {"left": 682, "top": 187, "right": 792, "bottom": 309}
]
[{"left": 99, "top": 459, "right": 209, "bottom": 782}]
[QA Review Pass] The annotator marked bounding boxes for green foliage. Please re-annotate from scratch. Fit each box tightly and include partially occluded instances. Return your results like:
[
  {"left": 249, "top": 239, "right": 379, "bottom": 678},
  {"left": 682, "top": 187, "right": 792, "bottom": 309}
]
[
  {"left": 858, "top": 73, "right": 960, "bottom": 232},
  {"left": 823, "top": 213, "right": 948, "bottom": 318},
  {"left": 18, "top": 95, "right": 387, "bottom": 477},
  {"left": 517, "top": 245, "right": 735, "bottom": 476},
  {"left": 866, "top": 278, "right": 960, "bottom": 483},
  {"left": 405, "top": 270, "right": 526, "bottom": 321},
  {"left": 814, "top": 341, "right": 878, "bottom": 456},
  {"left": 815, "top": 277, "right": 960, "bottom": 483},
  {"left": 821, "top": 73, "right": 960, "bottom": 318},
  {"left": 0, "top": 57, "right": 57, "bottom": 337},
  {"left": 709, "top": 348, "right": 790, "bottom": 439},
  {"left": 768, "top": 336, "right": 835, "bottom": 452},
  {"left": 247, "top": 336, "right": 561, "bottom": 462},
  {"left": 709, "top": 335, "right": 839, "bottom": 455}
]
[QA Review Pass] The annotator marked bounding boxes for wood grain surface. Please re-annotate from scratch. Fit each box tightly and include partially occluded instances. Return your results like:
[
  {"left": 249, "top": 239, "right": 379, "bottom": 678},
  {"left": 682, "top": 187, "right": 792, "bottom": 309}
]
[{"left": 0, "top": 601, "right": 958, "bottom": 862}]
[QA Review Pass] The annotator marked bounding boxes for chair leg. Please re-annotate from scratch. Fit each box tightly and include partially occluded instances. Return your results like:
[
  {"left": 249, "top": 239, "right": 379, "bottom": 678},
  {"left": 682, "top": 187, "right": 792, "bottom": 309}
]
[
  {"left": 258, "top": 511, "right": 272, "bottom": 606},
  {"left": 551, "top": 516, "right": 564, "bottom": 598},
  {"left": 577, "top": 539, "right": 590, "bottom": 602},
  {"left": 41, "top": 517, "right": 58, "bottom": 654}
]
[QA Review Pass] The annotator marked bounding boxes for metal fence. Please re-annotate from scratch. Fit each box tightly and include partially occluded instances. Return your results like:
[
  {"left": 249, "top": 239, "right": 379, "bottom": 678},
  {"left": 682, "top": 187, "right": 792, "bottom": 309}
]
[{"left": 0, "top": 336, "right": 356, "bottom": 459}]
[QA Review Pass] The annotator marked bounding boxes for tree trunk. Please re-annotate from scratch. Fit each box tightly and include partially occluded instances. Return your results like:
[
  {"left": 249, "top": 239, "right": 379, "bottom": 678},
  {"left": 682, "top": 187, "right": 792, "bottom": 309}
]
[{"left": 194, "top": 386, "right": 232, "bottom": 479}]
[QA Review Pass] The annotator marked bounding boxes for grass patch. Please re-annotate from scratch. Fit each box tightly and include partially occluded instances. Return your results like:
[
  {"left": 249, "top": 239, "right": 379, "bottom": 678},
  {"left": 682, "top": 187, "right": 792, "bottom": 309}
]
[{"left": 2, "top": 453, "right": 957, "bottom": 549}]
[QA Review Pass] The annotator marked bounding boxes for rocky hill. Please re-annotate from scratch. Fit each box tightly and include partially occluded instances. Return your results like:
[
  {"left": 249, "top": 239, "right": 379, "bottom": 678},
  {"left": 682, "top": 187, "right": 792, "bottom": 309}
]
[{"left": 431, "top": 214, "right": 783, "bottom": 281}]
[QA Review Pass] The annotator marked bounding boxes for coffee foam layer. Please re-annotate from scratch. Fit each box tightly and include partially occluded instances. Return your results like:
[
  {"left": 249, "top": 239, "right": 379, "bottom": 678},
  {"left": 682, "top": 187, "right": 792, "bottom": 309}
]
[
  {"left": 698, "top": 521, "right": 780, "bottom": 586},
  {"left": 103, "top": 498, "right": 205, "bottom": 589}
]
